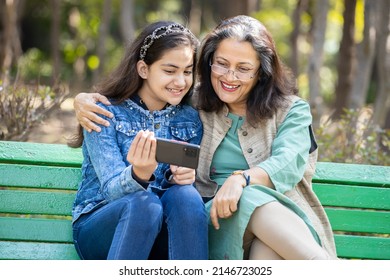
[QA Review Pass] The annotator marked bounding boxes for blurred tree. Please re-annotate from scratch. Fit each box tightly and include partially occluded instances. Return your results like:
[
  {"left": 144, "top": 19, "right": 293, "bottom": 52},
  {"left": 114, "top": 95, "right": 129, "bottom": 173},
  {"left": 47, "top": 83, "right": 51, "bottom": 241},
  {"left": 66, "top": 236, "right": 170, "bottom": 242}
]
[
  {"left": 307, "top": 0, "right": 329, "bottom": 129},
  {"left": 119, "top": 0, "right": 135, "bottom": 43},
  {"left": 213, "top": 0, "right": 259, "bottom": 20},
  {"left": 50, "top": 0, "right": 61, "bottom": 84},
  {"left": 349, "top": 0, "right": 378, "bottom": 110},
  {"left": 92, "top": 0, "right": 112, "bottom": 85},
  {"left": 0, "top": 0, "right": 23, "bottom": 83},
  {"left": 290, "top": 0, "right": 308, "bottom": 77},
  {"left": 372, "top": 0, "right": 390, "bottom": 129},
  {"left": 182, "top": 0, "right": 202, "bottom": 35},
  {"left": 333, "top": 0, "right": 357, "bottom": 119}
]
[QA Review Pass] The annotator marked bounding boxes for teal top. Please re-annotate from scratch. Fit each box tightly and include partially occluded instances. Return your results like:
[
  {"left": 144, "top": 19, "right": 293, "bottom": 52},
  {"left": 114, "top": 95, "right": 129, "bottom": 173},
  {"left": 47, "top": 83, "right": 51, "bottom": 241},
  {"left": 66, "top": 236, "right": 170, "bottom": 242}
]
[
  {"left": 210, "top": 113, "right": 249, "bottom": 186},
  {"left": 206, "top": 99, "right": 319, "bottom": 259},
  {"left": 210, "top": 99, "right": 311, "bottom": 192}
]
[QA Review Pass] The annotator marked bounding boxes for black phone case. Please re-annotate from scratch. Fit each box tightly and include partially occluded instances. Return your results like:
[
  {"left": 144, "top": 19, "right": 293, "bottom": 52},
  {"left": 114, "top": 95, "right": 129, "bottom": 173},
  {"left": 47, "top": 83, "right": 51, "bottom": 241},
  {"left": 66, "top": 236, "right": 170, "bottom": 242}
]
[{"left": 156, "top": 138, "right": 200, "bottom": 169}]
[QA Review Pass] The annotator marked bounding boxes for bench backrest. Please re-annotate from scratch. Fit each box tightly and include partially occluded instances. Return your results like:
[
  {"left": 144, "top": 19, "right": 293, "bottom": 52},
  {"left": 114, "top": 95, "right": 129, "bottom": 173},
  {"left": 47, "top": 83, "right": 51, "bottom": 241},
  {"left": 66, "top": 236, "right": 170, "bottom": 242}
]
[{"left": 0, "top": 141, "right": 389, "bottom": 260}]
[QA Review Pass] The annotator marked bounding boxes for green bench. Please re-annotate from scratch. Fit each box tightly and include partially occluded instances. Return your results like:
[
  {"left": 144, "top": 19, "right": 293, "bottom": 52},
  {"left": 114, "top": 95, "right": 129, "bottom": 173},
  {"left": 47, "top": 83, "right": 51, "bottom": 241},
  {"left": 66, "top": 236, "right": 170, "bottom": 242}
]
[{"left": 0, "top": 140, "right": 389, "bottom": 260}]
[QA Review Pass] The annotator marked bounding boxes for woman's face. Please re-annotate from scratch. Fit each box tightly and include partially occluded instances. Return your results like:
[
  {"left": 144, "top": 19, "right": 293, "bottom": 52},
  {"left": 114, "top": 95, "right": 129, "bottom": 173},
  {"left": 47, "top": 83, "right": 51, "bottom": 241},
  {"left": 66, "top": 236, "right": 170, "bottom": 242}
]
[
  {"left": 138, "top": 45, "right": 194, "bottom": 111},
  {"left": 210, "top": 38, "right": 260, "bottom": 115}
]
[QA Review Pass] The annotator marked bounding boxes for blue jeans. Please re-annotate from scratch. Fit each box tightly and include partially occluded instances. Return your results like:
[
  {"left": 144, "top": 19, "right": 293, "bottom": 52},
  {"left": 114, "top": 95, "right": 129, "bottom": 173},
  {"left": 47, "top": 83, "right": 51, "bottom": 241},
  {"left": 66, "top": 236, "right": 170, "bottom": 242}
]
[{"left": 72, "top": 184, "right": 208, "bottom": 260}]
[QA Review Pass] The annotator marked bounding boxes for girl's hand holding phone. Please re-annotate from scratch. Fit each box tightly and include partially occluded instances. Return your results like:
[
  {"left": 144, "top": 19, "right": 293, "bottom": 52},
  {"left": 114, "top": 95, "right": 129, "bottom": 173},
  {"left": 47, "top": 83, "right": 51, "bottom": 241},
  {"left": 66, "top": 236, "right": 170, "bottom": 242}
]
[{"left": 127, "top": 130, "right": 157, "bottom": 181}]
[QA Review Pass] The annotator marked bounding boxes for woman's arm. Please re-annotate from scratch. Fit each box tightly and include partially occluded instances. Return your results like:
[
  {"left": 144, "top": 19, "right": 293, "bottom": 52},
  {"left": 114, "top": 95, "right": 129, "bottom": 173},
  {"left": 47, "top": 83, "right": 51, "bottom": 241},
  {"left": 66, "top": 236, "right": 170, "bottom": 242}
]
[
  {"left": 254, "top": 99, "right": 313, "bottom": 193},
  {"left": 74, "top": 92, "right": 113, "bottom": 132}
]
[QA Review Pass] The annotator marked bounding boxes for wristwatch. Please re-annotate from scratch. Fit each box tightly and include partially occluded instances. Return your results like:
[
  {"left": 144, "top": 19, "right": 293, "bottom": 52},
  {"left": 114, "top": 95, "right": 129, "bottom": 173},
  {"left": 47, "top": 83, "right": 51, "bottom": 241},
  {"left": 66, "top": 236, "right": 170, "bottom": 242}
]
[{"left": 231, "top": 170, "right": 251, "bottom": 187}]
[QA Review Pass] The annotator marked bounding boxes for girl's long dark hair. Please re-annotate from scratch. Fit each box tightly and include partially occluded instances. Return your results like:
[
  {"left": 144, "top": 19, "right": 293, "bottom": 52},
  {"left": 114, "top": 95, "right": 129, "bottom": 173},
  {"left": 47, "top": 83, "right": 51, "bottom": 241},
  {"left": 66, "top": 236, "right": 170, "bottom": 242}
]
[
  {"left": 68, "top": 21, "right": 199, "bottom": 148},
  {"left": 196, "top": 15, "right": 298, "bottom": 126}
]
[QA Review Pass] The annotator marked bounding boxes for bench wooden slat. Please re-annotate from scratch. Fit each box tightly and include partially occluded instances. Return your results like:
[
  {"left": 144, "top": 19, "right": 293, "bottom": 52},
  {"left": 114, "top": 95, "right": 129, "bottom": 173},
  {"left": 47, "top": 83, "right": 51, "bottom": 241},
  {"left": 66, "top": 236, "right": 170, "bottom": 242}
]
[
  {"left": 313, "top": 183, "right": 390, "bottom": 210},
  {"left": 325, "top": 208, "right": 390, "bottom": 234},
  {"left": 314, "top": 162, "right": 390, "bottom": 187},
  {"left": 0, "top": 163, "right": 81, "bottom": 190},
  {"left": 0, "top": 141, "right": 82, "bottom": 167},
  {"left": 334, "top": 234, "right": 390, "bottom": 260},
  {"left": 0, "top": 241, "right": 79, "bottom": 260},
  {"left": 0, "top": 217, "right": 73, "bottom": 243},
  {"left": 0, "top": 189, "right": 74, "bottom": 216}
]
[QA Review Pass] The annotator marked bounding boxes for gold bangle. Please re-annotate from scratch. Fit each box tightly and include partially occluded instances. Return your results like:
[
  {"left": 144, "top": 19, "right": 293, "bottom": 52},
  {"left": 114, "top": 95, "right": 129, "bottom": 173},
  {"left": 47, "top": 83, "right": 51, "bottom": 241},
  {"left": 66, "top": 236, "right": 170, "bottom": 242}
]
[{"left": 231, "top": 170, "right": 251, "bottom": 187}]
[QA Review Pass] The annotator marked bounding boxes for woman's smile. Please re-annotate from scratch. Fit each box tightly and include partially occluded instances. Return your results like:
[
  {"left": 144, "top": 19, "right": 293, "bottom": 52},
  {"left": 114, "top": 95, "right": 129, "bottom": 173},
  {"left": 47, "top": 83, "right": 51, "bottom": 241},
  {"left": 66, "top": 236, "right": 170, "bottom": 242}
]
[{"left": 220, "top": 81, "right": 240, "bottom": 92}]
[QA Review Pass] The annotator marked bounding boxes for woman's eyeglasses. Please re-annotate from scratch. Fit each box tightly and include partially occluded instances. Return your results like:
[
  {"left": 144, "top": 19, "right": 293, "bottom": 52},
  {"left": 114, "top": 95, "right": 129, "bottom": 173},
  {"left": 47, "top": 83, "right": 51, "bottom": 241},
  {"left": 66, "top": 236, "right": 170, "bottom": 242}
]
[{"left": 210, "top": 62, "right": 257, "bottom": 81}]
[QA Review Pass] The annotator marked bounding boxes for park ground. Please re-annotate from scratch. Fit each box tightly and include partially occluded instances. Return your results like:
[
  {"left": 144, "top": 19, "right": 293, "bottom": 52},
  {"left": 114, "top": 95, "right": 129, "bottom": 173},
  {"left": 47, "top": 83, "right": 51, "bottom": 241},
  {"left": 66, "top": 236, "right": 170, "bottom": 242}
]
[{"left": 28, "top": 98, "right": 78, "bottom": 144}]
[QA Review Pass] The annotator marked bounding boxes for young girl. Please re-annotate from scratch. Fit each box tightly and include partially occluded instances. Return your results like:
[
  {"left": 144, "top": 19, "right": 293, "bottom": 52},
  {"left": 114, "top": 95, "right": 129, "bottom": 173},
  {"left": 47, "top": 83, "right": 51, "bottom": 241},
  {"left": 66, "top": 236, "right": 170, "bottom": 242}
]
[{"left": 68, "top": 21, "right": 208, "bottom": 260}]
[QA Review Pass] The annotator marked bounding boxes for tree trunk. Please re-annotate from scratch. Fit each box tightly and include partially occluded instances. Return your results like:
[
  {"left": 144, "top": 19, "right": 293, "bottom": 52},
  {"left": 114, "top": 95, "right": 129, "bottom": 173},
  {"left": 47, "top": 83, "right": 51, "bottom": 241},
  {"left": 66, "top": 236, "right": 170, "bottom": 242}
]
[
  {"left": 50, "top": 0, "right": 61, "bottom": 85},
  {"left": 372, "top": 0, "right": 390, "bottom": 128},
  {"left": 1, "top": 0, "right": 23, "bottom": 83},
  {"left": 92, "top": 0, "right": 112, "bottom": 85},
  {"left": 333, "top": 0, "right": 357, "bottom": 119},
  {"left": 188, "top": 0, "right": 202, "bottom": 36},
  {"left": 0, "top": 0, "right": 5, "bottom": 71},
  {"left": 349, "top": 0, "right": 378, "bottom": 110},
  {"left": 120, "top": 0, "right": 135, "bottom": 44},
  {"left": 214, "top": 0, "right": 256, "bottom": 20},
  {"left": 290, "top": 0, "right": 309, "bottom": 77},
  {"left": 247, "top": 0, "right": 260, "bottom": 13},
  {"left": 307, "top": 0, "right": 329, "bottom": 129}
]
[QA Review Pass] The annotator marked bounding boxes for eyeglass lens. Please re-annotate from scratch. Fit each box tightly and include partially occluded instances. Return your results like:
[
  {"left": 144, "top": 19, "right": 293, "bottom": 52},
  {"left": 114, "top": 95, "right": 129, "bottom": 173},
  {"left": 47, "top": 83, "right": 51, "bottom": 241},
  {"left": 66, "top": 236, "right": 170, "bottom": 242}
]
[{"left": 211, "top": 64, "right": 254, "bottom": 80}]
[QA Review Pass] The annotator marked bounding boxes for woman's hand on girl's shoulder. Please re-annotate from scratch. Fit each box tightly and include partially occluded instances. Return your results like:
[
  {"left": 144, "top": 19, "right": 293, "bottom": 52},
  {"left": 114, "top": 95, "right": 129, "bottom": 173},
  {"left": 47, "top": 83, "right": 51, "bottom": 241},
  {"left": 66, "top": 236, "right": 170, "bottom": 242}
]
[{"left": 74, "top": 92, "right": 113, "bottom": 133}]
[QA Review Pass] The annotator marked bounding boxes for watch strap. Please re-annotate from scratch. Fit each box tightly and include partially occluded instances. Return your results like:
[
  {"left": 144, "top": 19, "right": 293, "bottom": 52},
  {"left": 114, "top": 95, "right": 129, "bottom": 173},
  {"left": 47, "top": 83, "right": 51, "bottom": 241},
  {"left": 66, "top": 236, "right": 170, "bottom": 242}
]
[{"left": 231, "top": 170, "right": 251, "bottom": 187}]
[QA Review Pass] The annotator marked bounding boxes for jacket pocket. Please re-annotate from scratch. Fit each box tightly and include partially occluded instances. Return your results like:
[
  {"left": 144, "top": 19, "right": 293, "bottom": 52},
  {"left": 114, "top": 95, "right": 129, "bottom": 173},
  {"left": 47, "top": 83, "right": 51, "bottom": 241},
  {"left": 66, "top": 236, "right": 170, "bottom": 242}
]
[
  {"left": 115, "top": 121, "right": 139, "bottom": 137},
  {"left": 170, "top": 123, "right": 198, "bottom": 142}
]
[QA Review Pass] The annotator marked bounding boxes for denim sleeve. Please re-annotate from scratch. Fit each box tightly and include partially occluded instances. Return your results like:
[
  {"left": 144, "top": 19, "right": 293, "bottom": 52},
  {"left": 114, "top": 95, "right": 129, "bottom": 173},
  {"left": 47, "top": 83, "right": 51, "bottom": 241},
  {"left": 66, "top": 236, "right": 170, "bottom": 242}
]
[
  {"left": 83, "top": 116, "right": 145, "bottom": 202},
  {"left": 257, "top": 100, "right": 312, "bottom": 193}
]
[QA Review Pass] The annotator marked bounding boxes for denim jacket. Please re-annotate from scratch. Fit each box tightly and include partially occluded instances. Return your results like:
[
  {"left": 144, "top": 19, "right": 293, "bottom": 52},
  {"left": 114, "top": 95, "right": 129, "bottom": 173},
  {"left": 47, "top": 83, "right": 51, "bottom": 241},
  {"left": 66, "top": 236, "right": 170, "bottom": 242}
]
[{"left": 72, "top": 98, "right": 203, "bottom": 223}]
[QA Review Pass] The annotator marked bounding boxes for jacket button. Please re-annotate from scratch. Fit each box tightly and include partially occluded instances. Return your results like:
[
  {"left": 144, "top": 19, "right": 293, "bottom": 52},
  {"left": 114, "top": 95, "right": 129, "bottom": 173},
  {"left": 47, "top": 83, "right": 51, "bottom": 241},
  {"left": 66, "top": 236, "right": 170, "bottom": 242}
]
[
  {"left": 154, "top": 123, "right": 160, "bottom": 129},
  {"left": 247, "top": 148, "right": 253, "bottom": 153},
  {"left": 242, "top": 131, "right": 248, "bottom": 136}
]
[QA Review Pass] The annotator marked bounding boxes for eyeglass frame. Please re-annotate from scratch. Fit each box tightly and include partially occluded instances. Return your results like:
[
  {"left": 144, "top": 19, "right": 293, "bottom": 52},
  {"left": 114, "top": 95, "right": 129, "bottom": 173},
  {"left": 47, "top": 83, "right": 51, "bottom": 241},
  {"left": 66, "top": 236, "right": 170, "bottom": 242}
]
[{"left": 209, "top": 60, "right": 258, "bottom": 81}]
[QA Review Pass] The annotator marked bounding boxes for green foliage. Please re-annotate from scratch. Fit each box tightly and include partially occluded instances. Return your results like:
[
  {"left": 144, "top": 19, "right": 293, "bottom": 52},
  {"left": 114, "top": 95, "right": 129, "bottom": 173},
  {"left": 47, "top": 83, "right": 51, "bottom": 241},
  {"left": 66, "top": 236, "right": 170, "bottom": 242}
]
[
  {"left": 17, "top": 48, "right": 52, "bottom": 82},
  {"left": 252, "top": 9, "right": 293, "bottom": 60},
  {"left": 315, "top": 108, "right": 390, "bottom": 165},
  {"left": 144, "top": 0, "right": 183, "bottom": 23}
]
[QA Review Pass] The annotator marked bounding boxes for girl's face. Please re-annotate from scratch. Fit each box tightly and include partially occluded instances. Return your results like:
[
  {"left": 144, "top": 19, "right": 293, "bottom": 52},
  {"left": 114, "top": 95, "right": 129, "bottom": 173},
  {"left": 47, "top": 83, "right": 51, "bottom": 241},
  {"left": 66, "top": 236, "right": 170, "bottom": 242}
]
[
  {"left": 137, "top": 45, "right": 194, "bottom": 111},
  {"left": 210, "top": 38, "right": 260, "bottom": 116}
]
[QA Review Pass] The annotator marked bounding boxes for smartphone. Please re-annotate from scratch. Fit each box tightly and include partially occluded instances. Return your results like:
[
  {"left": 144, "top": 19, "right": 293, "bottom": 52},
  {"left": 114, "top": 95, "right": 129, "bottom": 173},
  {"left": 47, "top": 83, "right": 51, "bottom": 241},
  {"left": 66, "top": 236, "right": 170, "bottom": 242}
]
[{"left": 155, "top": 137, "right": 200, "bottom": 169}]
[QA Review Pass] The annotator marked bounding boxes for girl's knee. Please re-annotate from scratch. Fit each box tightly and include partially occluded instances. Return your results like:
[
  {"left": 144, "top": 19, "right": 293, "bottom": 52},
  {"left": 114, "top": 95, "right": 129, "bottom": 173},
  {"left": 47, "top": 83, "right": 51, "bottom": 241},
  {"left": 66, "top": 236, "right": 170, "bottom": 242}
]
[
  {"left": 120, "top": 191, "right": 163, "bottom": 219},
  {"left": 164, "top": 184, "right": 202, "bottom": 205},
  {"left": 163, "top": 185, "right": 206, "bottom": 221}
]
